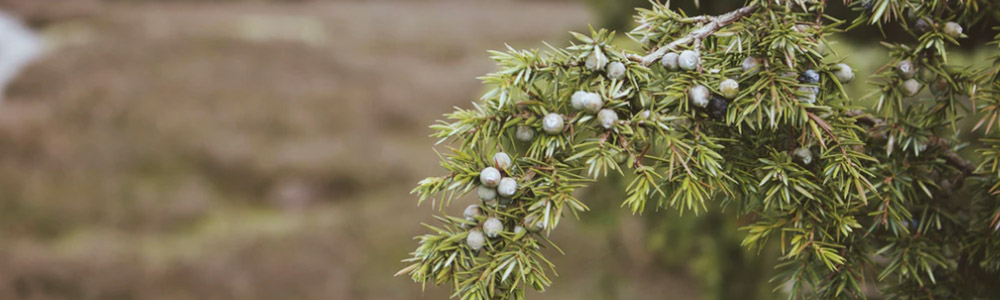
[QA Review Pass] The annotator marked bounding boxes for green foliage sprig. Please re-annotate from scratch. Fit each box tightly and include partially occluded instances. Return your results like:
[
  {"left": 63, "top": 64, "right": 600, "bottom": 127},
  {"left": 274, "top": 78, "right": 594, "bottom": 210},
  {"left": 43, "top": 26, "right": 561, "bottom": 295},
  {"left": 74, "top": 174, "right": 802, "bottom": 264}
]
[{"left": 400, "top": 0, "right": 1000, "bottom": 298}]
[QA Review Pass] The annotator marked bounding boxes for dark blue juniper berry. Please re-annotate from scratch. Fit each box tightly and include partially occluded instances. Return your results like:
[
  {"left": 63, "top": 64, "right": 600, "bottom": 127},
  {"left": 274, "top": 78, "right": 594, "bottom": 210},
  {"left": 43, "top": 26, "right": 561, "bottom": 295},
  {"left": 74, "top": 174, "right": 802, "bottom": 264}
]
[
  {"left": 708, "top": 95, "right": 728, "bottom": 120},
  {"left": 799, "top": 69, "right": 820, "bottom": 84}
]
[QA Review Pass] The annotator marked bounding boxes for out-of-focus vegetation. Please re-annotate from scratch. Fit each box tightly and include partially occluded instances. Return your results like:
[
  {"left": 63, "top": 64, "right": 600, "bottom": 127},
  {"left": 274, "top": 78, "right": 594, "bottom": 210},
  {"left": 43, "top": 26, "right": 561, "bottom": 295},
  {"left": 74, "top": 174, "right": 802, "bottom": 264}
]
[{"left": 0, "top": 1, "right": 701, "bottom": 299}]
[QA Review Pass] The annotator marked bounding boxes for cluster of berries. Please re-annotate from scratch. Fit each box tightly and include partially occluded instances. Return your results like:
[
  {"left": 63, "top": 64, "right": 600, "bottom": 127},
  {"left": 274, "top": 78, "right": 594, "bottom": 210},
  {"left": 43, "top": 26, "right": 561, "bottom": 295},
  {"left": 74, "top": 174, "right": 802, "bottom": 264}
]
[
  {"left": 896, "top": 59, "right": 950, "bottom": 97},
  {"left": 513, "top": 51, "right": 632, "bottom": 142},
  {"left": 465, "top": 152, "right": 528, "bottom": 251},
  {"left": 662, "top": 50, "right": 732, "bottom": 119}
]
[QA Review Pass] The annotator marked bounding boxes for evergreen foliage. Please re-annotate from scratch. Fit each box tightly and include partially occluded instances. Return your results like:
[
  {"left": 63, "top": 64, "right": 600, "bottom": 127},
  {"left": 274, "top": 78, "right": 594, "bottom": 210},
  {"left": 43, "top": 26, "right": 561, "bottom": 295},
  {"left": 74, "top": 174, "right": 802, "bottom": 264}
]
[{"left": 398, "top": 0, "right": 1000, "bottom": 298}]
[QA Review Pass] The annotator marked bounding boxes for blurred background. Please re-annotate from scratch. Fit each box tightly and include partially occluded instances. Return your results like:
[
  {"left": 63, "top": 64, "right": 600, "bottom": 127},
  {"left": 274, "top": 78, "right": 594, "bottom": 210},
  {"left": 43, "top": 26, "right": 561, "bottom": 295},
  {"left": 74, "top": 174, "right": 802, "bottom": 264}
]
[{"left": 0, "top": 0, "right": 990, "bottom": 299}]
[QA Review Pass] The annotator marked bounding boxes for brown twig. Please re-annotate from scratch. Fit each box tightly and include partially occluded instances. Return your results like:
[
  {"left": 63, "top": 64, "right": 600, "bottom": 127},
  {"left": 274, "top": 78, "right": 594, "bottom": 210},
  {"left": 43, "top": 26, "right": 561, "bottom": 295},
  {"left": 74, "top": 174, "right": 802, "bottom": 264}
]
[{"left": 640, "top": 4, "right": 759, "bottom": 66}]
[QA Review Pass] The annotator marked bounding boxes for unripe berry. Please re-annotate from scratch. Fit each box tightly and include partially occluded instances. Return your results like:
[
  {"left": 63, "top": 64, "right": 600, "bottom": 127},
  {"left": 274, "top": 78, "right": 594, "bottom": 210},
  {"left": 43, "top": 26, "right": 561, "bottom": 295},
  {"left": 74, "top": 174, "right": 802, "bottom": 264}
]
[
  {"left": 606, "top": 62, "right": 626, "bottom": 80},
  {"left": 834, "top": 63, "right": 854, "bottom": 83},
  {"left": 708, "top": 96, "right": 728, "bottom": 120},
  {"left": 678, "top": 50, "right": 699, "bottom": 71},
  {"left": 943, "top": 22, "right": 962, "bottom": 38},
  {"left": 515, "top": 125, "right": 534, "bottom": 142},
  {"left": 497, "top": 177, "right": 518, "bottom": 197},
  {"left": 477, "top": 185, "right": 497, "bottom": 201},
  {"left": 742, "top": 56, "right": 761, "bottom": 74},
  {"left": 479, "top": 167, "right": 501, "bottom": 187},
  {"left": 930, "top": 76, "right": 949, "bottom": 96},
  {"left": 897, "top": 60, "right": 915, "bottom": 79},
  {"left": 570, "top": 90, "right": 588, "bottom": 110},
  {"left": 585, "top": 50, "right": 608, "bottom": 71},
  {"left": 901, "top": 78, "right": 922, "bottom": 96},
  {"left": 542, "top": 113, "right": 564, "bottom": 134},
  {"left": 498, "top": 196, "right": 513, "bottom": 206},
  {"left": 799, "top": 69, "right": 820, "bottom": 84},
  {"left": 814, "top": 41, "right": 827, "bottom": 56},
  {"left": 661, "top": 52, "right": 679, "bottom": 71},
  {"left": 792, "top": 147, "right": 813, "bottom": 165},
  {"left": 483, "top": 217, "right": 504, "bottom": 238},
  {"left": 938, "top": 179, "right": 952, "bottom": 196},
  {"left": 718, "top": 78, "right": 739, "bottom": 99},
  {"left": 493, "top": 152, "right": 512, "bottom": 170},
  {"left": 689, "top": 84, "right": 710, "bottom": 108},
  {"left": 466, "top": 229, "right": 485, "bottom": 251},
  {"left": 581, "top": 92, "right": 603, "bottom": 113},
  {"left": 797, "top": 86, "right": 817, "bottom": 104},
  {"left": 918, "top": 67, "right": 936, "bottom": 83},
  {"left": 614, "top": 150, "right": 628, "bottom": 164},
  {"left": 597, "top": 109, "right": 618, "bottom": 129},
  {"left": 464, "top": 204, "right": 482, "bottom": 220}
]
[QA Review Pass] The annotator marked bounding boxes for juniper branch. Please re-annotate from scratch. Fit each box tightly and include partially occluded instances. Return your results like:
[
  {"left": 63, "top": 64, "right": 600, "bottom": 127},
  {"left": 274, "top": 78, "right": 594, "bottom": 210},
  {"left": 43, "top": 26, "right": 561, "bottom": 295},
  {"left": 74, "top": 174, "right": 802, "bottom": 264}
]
[
  {"left": 848, "top": 109, "right": 976, "bottom": 177},
  {"left": 639, "top": 4, "right": 758, "bottom": 66}
]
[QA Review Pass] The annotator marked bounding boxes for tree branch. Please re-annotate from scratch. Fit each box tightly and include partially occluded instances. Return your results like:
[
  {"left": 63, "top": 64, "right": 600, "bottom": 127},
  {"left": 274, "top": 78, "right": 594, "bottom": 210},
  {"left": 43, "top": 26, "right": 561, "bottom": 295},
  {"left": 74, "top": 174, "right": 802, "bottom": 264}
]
[
  {"left": 639, "top": 4, "right": 758, "bottom": 66},
  {"left": 846, "top": 110, "right": 977, "bottom": 178}
]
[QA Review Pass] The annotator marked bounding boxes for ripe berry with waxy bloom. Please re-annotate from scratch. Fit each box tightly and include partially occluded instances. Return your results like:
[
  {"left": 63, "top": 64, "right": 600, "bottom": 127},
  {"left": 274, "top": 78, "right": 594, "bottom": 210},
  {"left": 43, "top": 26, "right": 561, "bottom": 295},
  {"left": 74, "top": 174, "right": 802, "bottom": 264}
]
[
  {"left": 689, "top": 85, "right": 710, "bottom": 108},
  {"left": 678, "top": 50, "right": 699, "bottom": 71},
  {"left": 585, "top": 50, "right": 608, "bottom": 71},
  {"left": 483, "top": 217, "right": 504, "bottom": 238},
  {"left": 466, "top": 229, "right": 485, "bottom": 251},
  {"left": 797, "top": 86, "right": 817, "bottom": 104},
  {"left": 542, "top": 113, "right": 564, "bottom": 134},
  {"left": 793, "top": 147, "right": 813, "bottom": 165},
  {"left": 897, "top": 60, "right": 916, "bottom": 79},
  {"left": 914, "top": 19, "right": 932, "bottom": 33},
  {"left": 513, "top": 225, "right": 525, "bottom": 236},
  {"left": 571, "top": 91, "right": 588, "bottom": 110},
  {"left": 719, "top": 78, "right": 739, "bottom": 99},
  {"left": 943, "top": 22, "right": 962, "bottom": 38},
  {"left": 598, "top": 109, "right": 618, "bottom": 129},
  {"left": 638, "top": 110, "right": 651, "bottom": 120},
  {"left": 661, "top": 52, "right": 679, "bottom": 70},
  {"left": 742, "top": 56, "right": 761, "bottom": 74},
  {"left": 901, "top": 78, "right": 922, "bottom": 96},
  {"left": 480, "top": 167, "right": 501, "bottom": 187},
  {"left": 497, "top": 177, "right": 518, "bottom": 197},
  {"left": 834, "top": 63, "right": 854, "bottom": 83},
  {"left": 464, "top": 204, "right": 482, "bottom": 220},
  {"left": 606, "top": 62, "right": 626, "bottom": 80},
  {"left": 477, "top": 185, "right": 497, "bottom": 201},
  {"left": 515, "top": 125, "right": 534, "bottom": 142},
  {"left": 493, "top": 152, "right": 511, "bottom": 170},
  {"left": 581, "top": 92, "right": 603, "bottom": 113},
  {"left": 799, "top": 69, "right": 820, "bottom": 84}
]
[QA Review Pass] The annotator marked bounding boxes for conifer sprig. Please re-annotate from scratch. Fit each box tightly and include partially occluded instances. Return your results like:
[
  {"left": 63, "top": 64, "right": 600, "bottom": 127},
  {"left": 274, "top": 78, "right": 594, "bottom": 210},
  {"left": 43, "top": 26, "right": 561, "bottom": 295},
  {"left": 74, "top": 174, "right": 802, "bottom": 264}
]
[{"left": 401, "top": 0, "right": 1000, "bottom": 298}]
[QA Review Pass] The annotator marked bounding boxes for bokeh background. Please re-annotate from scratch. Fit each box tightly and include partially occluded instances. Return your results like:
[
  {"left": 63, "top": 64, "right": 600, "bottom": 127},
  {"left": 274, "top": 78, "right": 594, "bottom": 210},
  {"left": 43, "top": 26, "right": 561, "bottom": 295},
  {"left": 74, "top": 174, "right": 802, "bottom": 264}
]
[{"left": 0, "top": 0, "right": 991, "bottom": 299}]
